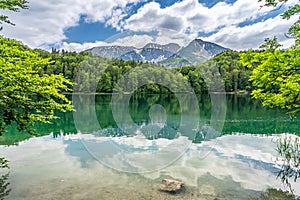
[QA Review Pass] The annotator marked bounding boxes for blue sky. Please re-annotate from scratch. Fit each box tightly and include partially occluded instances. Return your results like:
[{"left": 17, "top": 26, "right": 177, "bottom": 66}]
[{"left": 2, "top": 0, "right": 297, "bottom": 51}]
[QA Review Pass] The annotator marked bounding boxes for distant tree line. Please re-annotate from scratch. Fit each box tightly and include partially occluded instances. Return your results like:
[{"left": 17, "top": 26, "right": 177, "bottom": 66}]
[{"left": 34, "top": 48, "right": 253, "bottom": 94}]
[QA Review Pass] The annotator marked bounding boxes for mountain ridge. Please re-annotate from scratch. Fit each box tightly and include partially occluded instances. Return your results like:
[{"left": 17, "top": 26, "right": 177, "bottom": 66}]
[{"left": 85, "top": 39, "right": 229, "bottom": 68}]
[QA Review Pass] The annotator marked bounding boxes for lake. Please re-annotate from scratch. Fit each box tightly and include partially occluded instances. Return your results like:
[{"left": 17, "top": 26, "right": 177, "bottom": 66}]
[{"left": 1, "top": 94, "right": 300, "bottom": 199}]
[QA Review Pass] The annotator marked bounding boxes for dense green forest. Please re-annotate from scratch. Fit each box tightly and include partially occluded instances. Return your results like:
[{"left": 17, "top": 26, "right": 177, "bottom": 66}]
[{"left": 33, "top": 47, "right": 251, "bottom": 94}]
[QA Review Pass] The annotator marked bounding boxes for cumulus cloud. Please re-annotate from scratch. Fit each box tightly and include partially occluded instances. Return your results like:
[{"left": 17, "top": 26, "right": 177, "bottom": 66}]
[
  {"left": 120, "top": 0, "right": 298, "bottom": 49},
  {"left": 159, "top": 16, "right": 184, "bottom": 31},
  {"left": 2, "top": 0, "right": 144, "bottom": 48},
  {"left": 60, "top": 41, "right": 108, "bottom": 52},
  {"left": 204, "top": 15, "right": 298, "bottom": 50},
  {"left": 2, "top": 0, "right": 80, "bottom": 48},
  {"left": 60, "top": 34, "right": 155, "bottom": 51},
  {"left": 1, "top": 0, "right": 298, "bottom": 51},
  {"left": 61, "top": 30, "right": 192, "bottom": 52},
  {"left": 124, "top": 0, "right": 270, "bottom": 34}
]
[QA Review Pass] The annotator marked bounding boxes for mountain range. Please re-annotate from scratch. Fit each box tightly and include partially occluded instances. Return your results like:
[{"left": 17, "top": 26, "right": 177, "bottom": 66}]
[{"left": 85, "top": 39, "right": 229, "bottom": 68}]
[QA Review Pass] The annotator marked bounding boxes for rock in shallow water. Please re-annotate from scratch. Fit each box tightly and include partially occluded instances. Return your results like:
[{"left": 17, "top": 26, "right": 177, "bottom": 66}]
[{"left": 160, "top": 179, "right": 184, "bottom": 193}]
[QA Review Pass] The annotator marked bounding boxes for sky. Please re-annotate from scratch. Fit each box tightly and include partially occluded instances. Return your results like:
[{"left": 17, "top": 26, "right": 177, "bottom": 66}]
[{"left": 1, "top": 0, "right": 298, "bottom": 51}]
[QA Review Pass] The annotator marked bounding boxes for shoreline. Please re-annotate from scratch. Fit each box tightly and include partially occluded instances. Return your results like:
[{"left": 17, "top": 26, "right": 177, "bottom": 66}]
[{"left": 66, "top": 90, "right": 250, "bottom": 95}]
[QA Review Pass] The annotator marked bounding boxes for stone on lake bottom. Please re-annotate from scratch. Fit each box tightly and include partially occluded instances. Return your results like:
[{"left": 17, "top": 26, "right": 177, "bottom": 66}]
[{"left": 160, "top": 179, "right": 184, "bottom": 193}]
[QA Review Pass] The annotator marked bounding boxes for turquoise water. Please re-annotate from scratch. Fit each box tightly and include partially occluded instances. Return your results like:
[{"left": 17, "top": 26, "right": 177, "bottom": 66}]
[
  {"left": 0, "top": 94, "right": 299, "bottom": 199},
  {"left": 2, "top": 94, "right": 299, "bottom": 145}
]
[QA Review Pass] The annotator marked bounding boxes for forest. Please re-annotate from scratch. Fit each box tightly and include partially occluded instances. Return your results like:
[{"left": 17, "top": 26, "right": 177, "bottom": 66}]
[{"left": 32, "top": 46, "right": 251, "bottom": 94}]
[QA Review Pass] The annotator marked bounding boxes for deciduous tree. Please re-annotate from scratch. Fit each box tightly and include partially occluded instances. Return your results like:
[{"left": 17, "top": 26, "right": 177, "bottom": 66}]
[
  {"left": 0, "top": 0, "right": 28, "bottom": 30},
  {"left": 241, "top": 0, "right": 300, "bottom": 117},
  {"left": 0, "top": 36, "right": 73, "bottom": 134}
]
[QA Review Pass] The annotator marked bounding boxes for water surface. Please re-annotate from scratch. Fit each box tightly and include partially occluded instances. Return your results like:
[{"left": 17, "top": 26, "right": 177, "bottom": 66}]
[{"left": 1, "top": 94, "right": 299, "bottom": 199}]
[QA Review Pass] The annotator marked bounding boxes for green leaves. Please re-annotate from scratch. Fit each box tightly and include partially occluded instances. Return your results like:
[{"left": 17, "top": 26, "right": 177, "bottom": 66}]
[
  {"left": 0, "top": 0, "right": 28, "bottom": 10},
  {"left": 245, "top": 0, "right": 300, "bottom": 118},
  {"left": 0, "top": 36, "right": 73, "bottom": 134},
  {"left": 258, "top": 0, "right": 288, "bottom": 7},
  {"left": 241, "top": 45, "right": 300, "bottom": 118},
  {"left": 259, "top": 0, "right": 300, "bottom": 47},
  {"left": 259, "top": 37, "right": 282, "bottom": 51},
  {"left": 0, "top": 0, "right": 28, "bottom": 30},
  {"left": 282, "top": 3, "right": 300, "bottom": 19},
  {"left": 276, "top": 135, "right": 300, "bottom": 192},
  {"left": 0, "top": 158, "right": 8, "bottom": 169},
  {"left": 198, "top": 50, "right": 251, "bottom": 92},
  {"left": 0, "top": 157, "right": 10, "bottom": 199}
]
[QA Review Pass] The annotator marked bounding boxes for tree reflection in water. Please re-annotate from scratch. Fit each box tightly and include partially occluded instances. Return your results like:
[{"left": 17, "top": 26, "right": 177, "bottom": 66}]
[
  {"left": 0, "top": 158, "right": 10, "bottom": 200},
  {"left": 275, "top": 134, "right": 300, "bottom": 193},
  {"left": 249, "top": 188, "right": 297, "bottom": 200}
]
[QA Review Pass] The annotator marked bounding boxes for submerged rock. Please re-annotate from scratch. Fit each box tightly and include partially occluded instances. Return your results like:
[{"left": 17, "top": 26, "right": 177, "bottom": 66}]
[{"left": 159, "top": 179, "right": 184, "bottom": 193}]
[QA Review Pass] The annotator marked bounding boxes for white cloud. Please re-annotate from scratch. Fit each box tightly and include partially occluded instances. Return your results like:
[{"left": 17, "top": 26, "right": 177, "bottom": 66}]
[
  {"left": 1, "top": 0, "right": 144, "bottom": 48},
  {"left": 2, "top": 133, "right": 300, "bottom": 197},
  {"left": 60, "top": 34, "right": 155, "bottom": 51},
  {"left": 2, "top": 0, "right": 81, "bottom": 48},
  {"left": 203, "top": 15, "right": 298, "bottom": 50},
  {"left": 124, "top": 0, "right": 271, "bottom": 35},
  {"left": 60, "top": 31, "right": 192, "bottom": 52},
  {"left": 122, "top": 0, "right": 298, "bottom": 49},
  {"left": 1, "top": 0, "right": 298, "bottom": 50},
  {"left": 109, "top": 34, "right": 155, "bottom": 48},
  {"left": 60, "top": 41, "right": 108, "bottom": 52},
  {"left": 64, "top": 133, "right": 300, "bottom": 194}
]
